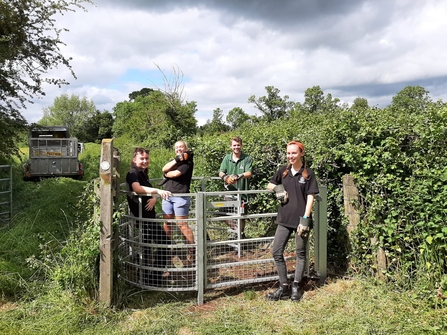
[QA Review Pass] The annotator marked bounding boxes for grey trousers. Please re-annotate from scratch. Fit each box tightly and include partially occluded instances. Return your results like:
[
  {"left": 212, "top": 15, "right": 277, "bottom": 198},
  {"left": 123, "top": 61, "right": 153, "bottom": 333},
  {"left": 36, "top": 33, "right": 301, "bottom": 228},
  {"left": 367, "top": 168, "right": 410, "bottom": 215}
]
[{"left": 272, "top": 224, "right": 308, "bottom": 285}]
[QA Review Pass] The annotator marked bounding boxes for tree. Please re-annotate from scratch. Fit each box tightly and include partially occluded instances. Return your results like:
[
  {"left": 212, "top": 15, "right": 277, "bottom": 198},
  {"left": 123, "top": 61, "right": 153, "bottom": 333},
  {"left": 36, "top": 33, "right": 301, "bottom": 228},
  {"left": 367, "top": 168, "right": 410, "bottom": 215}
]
[
  {"left": 226, "top": 107, "right": 250, "bottom": 129},
  {"left": 129, "top": 88, "right": 155, "bottom": 101},
  {"left": 0, "top": 0, "right": 92, "bottom": 158},
  {"left": 113, "top": 66, "right": 198, "bottom": 147},
  {"left": 351, "top": 97, "right": 369, "bottom": 111},
  {"left": 112, "top": 89, "right": 197, "bottom": 148},
  {"left": 390, "top": 86, "right": 432, "bottom": 113},
  {"left": 38, "top": 94, "right": 96, "bottom": 139},
  {"left": 248, "top": 86, "right": 295, "bottom": 122},
  {"left": 76, "top": 110, "right": 113, "bottom": 143},
  {"left": 302, "top": 86, "right": 324, "bottom": 113},
  {"left": 199, "top": 108, "right": 230, "bottom": 135},
  {"left": 302, "top": 85, "right": 340, "bottom": 113}
]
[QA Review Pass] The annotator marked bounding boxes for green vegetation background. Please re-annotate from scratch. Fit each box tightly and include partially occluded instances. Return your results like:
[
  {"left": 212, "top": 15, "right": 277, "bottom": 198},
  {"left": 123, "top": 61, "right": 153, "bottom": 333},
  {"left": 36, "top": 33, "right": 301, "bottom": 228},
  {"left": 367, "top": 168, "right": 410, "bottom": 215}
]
[{"left": 2, "top": 86, "right": 447, "bottom": 333}]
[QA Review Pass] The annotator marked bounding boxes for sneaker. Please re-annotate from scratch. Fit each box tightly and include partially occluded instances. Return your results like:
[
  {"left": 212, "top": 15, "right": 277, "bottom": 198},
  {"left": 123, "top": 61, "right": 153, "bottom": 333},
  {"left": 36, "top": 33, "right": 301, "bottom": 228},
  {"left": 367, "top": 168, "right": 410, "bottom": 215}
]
[{"left": 266, "top": 284, "right": 290, "bottom": 301}]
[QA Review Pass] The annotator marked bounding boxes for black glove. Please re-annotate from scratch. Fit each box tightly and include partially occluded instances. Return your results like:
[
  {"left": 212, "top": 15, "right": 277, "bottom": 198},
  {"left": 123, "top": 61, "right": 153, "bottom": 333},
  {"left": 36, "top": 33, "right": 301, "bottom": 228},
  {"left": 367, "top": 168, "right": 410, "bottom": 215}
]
[
  {"left": 273, "top": 184, "right": 288, "bottom": 204},
  {"left": 298, "top": 216, "right": 312, "bottom": 238},
  {"left": 186, "top": 150, "right": 194, "bottom": 160},
  {"left": 174, "top": 150, "right": 194, "bottom": 164},
  {"left": 174, "top": 152, "right": 188, "bottom": 163},
  {"left": 157, "top": 174, "right": 169, "bottom": 186}
]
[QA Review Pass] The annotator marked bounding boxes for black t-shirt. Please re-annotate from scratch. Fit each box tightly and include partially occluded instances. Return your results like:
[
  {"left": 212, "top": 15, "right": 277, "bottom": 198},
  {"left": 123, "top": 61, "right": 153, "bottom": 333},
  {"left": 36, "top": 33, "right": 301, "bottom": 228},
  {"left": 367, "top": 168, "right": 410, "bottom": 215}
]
[
  {"left": 164, "top": 160, "right": 194, "bottom": 193},
  {"left": 270, "top": 165, "right": 319, "bottom": 229},
  {"left": 126, "top": 167, "right": 155, "bottom": 218}
]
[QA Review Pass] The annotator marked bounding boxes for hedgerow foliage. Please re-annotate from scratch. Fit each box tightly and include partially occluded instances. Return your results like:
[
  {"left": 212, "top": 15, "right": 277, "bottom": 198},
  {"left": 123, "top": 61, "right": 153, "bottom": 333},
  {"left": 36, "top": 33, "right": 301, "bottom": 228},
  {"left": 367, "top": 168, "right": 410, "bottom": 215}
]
[
  {"left": 192, "top": 86, "right": 447, "bottom": 298},
  {"left": 5, "top": 85, "right": 446, "bottom": 305}
]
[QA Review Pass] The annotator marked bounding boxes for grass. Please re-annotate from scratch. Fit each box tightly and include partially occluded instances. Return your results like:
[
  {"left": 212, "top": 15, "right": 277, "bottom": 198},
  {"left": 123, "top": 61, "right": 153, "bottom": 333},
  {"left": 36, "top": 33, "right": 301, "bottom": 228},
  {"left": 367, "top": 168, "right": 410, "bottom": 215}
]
[
  {"left": 1, "top": 144, "right": 447, "bottom": 334},
  {"left": 1, "top": 278, "right": 446, "bottom": 334}
]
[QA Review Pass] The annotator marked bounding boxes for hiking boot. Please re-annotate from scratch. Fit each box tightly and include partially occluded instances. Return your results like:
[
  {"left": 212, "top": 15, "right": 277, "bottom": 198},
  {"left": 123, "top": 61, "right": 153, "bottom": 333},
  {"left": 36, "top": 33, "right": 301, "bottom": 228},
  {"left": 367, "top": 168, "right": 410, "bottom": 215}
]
[
  {"left": 266, "top": 284, "right": 290, "bottom": 301},
  {"left": 291, "top": 282, "right": 304, "bottom": 302}
]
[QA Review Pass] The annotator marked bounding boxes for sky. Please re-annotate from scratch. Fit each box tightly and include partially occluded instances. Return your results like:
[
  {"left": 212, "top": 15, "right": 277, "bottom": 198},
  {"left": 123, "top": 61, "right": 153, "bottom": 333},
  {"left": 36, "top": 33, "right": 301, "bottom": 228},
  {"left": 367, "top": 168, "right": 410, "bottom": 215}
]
[{"left": 25, "top": 0, "right": 447, "bottom": 126}]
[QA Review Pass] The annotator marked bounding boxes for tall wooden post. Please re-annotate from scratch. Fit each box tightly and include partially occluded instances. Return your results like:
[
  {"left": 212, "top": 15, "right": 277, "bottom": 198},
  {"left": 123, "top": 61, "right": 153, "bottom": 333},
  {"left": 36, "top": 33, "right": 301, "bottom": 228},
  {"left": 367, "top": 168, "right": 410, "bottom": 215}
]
[
  {"left": 99, "top": 139, "right": 114, "bottom": 306},
  {"left": 343, "top": 175, "right": 360, "bottom": 235},
  {"left": 343, "top": 175, "right": 386, "bottom": 279}
]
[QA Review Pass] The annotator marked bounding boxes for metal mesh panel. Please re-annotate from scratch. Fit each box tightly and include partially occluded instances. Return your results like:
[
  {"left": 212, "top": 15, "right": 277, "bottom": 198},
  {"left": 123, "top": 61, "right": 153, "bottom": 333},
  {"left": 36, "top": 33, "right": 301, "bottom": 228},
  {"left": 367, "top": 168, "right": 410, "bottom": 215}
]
[
  {"left": 0, "top": 166, "right": 12, "bottom": 225},
  {"left": 118, "top": 214, "right": 198, "bottom": 291},
  {"left": 118, "top": 184, "right": 328, "bottom": 303},
  {"left": 203, "top": 192, "right": 297, "bottom": 288}
]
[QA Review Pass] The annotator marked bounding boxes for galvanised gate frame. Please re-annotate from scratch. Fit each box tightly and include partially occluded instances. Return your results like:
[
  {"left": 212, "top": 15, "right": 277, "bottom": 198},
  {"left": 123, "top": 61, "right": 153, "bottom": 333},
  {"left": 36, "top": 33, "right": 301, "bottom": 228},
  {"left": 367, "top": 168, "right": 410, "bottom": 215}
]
[
  {"left": 118, "top": 182, "right": 327, "bottom": 306},
  {"left": 0, "top": 165, "right": 12, "bottom": 225}
]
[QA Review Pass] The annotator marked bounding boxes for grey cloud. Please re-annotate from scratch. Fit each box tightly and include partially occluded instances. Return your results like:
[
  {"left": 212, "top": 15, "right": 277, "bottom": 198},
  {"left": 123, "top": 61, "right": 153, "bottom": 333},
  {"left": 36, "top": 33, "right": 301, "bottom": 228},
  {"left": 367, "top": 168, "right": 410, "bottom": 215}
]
[
  {"left": 332, "top": 75, "right": 447, "bottom": 104},
  {"left": 91, "top": 0, "right": 409, "bottom": 54},
  {"left": 23, "top": 0, "right": 447, "bottom": 124}
]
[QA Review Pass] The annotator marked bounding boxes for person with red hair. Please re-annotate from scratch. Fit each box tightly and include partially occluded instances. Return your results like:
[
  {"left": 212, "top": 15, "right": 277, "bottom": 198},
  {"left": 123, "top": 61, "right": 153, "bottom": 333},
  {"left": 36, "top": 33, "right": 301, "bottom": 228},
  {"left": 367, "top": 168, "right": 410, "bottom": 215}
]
[{"left": 266, "top": 141, "right": 319, "bottom": 302}]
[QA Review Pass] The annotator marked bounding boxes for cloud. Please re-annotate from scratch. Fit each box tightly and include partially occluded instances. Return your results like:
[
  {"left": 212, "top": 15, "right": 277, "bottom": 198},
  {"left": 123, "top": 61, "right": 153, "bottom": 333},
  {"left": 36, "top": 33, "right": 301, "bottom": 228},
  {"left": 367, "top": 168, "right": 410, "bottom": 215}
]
[{"left": 22, "top": 0, "right": 447, "bottom": 126}]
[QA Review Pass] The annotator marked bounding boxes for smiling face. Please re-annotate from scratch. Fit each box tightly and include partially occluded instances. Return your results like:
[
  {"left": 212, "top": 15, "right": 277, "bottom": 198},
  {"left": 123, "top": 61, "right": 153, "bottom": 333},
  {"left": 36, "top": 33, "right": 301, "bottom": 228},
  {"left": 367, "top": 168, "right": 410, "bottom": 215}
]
[
  {"left": 132, "top": 151, "right": 150, "bottom": 170},
  {"left": 287, "top": 143, "right": 304, "bottom": 166},
  {"left": 174, "top": 141, "right": 187, "bottom": 155},
  {"left": 230, "top": 140, "right": 242, "bottom": 155}
]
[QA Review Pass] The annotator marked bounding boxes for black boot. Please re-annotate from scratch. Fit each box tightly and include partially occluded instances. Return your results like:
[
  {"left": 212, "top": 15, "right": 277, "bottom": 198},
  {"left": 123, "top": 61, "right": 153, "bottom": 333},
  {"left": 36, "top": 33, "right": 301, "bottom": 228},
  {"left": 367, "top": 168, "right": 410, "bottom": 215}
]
[
  {"left": 266, "top": 283, "right": 290, "bottom": 301},
  {"left": 291, "top": 282, "right": 304, "bottom": 302}
]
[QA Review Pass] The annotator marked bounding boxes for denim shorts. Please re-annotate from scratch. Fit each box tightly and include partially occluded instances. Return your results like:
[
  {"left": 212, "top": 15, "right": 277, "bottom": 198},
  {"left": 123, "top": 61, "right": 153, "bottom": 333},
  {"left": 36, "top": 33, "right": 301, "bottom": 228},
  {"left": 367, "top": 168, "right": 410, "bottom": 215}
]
[{"left": 162, "top": 196, "right": 191, "bottom": 216}]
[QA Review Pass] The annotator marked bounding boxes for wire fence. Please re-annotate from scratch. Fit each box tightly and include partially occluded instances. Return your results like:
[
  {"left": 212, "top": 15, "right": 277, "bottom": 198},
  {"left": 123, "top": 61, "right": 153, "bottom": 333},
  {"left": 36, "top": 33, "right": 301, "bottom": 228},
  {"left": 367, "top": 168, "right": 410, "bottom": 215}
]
[
  {"left": 118, "top": 178, "right": 327, "bottom": 304},
  {"left": 0, "top": 165, "right": 12, "bottom": 226}
]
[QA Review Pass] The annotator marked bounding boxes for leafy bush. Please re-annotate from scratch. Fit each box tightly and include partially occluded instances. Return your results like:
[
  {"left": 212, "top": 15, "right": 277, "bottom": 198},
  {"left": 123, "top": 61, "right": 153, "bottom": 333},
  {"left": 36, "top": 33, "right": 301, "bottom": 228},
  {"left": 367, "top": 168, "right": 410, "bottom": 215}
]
[{"left": 190, "top": 91, "right": 447, "bottom": 300}]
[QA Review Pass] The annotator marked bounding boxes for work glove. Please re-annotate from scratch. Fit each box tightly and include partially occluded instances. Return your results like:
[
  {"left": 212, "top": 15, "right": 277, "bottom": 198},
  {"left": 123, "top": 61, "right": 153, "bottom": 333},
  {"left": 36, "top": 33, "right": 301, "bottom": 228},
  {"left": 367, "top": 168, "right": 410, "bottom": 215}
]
[
  {"left": 174, "top": 150, "right": 194, "bottom": 164},
  {"left": 273, "top": 184, "right": 288, "bottom": 204},
  {"left": 222, "top": 174, "right": 237, "bottom": 185},
  {"left": 157, "top": 174, "right": 169, "bottom": 186},
  {"left": 298, "top": 216, "right": 312, "bottom": 238},
  {"left": 174, "top": 152, "right": 189, "bottom": 163}
]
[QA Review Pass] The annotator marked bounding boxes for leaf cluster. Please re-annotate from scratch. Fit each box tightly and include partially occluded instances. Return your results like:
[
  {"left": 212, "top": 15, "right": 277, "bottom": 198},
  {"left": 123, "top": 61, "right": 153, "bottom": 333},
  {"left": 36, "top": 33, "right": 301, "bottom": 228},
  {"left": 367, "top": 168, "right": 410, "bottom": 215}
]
[{"left": 0, "top": 0, "right": 93, "bottom": 158}]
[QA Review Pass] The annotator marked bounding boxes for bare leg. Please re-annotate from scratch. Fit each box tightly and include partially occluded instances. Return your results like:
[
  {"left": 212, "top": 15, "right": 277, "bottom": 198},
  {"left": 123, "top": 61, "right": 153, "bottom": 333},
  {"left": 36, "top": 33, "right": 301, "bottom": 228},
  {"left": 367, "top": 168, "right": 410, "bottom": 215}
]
[
  {"left": 163, "top": 214, "right": 175, "bottom": 239},
  {"left": 176, "top": 215, "right": 194, "bottom": 245}
]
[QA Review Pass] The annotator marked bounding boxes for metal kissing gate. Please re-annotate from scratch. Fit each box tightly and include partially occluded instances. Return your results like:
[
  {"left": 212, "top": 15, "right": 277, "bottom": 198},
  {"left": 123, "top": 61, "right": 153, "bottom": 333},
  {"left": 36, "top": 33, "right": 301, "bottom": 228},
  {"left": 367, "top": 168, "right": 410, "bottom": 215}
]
[
  {"left": 98, "top": 139, "right": 327, "bottom": 306},
  {"left": 117, "top": 186, "right": 327, "bottom": 306}
]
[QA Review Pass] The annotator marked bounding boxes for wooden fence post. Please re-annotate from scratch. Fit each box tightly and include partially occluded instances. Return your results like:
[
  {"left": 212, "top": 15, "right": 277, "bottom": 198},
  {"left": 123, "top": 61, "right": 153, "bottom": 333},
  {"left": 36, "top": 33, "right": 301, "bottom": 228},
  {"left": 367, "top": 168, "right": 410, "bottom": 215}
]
[
  {"left": 343, "top": 174, "right": 387, "bottom": 280},
  {"left": 99, "top": 139, "right": 114, "bottom": 306},
  {"left": 343, "top": 175, "right": 360, "bottom": 235}
]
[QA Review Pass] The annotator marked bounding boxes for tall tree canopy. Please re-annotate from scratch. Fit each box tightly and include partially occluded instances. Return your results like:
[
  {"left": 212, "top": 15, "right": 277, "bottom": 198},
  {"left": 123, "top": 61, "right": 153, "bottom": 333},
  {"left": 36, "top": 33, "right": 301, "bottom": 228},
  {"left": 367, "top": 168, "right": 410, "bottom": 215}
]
[
  {"left": 38, "top": 93, "right": 96, "bottom": 139},
  {"left": 301, "top": 85, "right": 340, "bottom": 114},
  {"left": 77, "top": 110, "right": 113, "bottom": 143},
  {"left": 390, "top": 86, "right": 432, "bottom": 113},
  {"left": 248, "top": 86, "right": 296, "bottom": 122},
  {"left": 226, "top": 107, "right": 251, "bottom": 130},
  {"left": 199, "top": 108, "right": 230, "bottom": 135},
  {"left": 112, "top": 89, "right": 197, "bottom": 148},
  {"left": 0, "top": 0, "right": 92, "bottom": 158}
]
